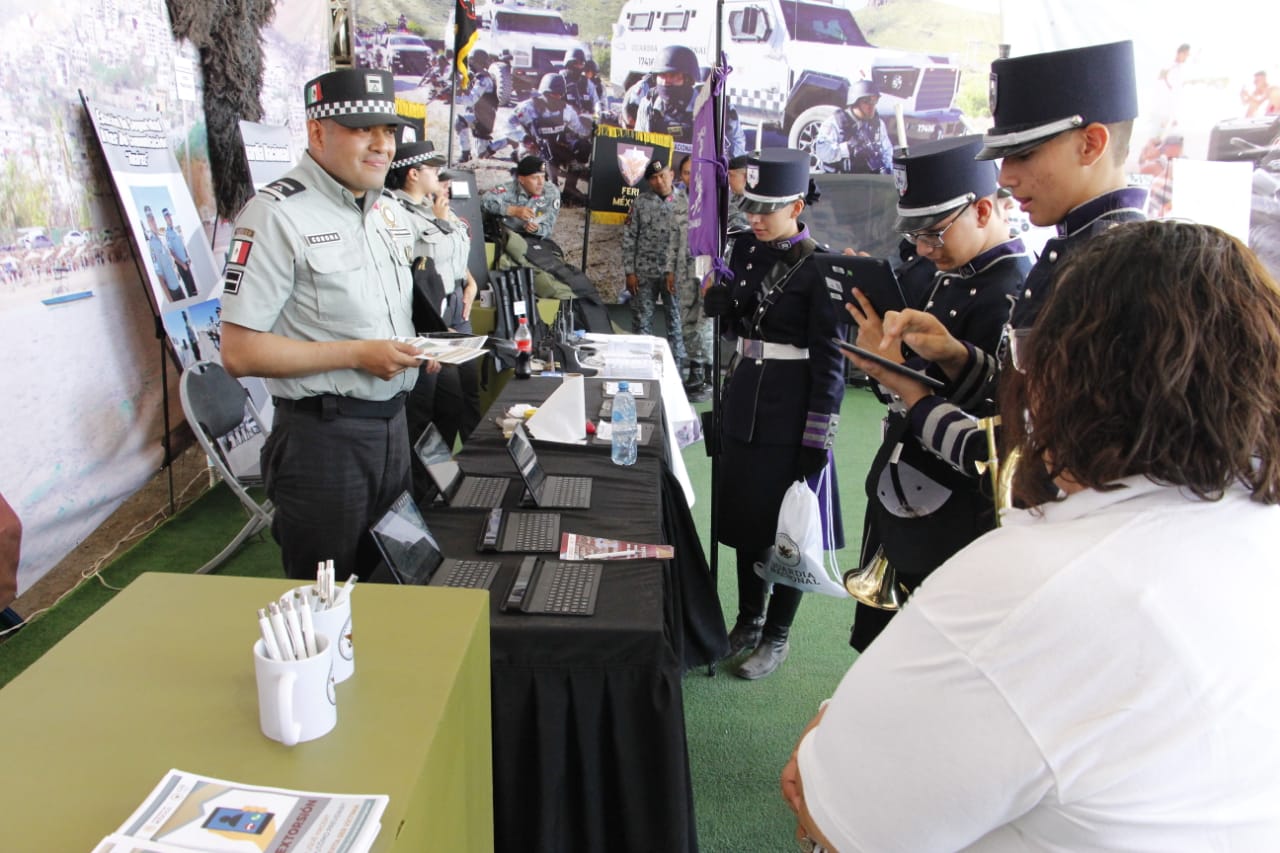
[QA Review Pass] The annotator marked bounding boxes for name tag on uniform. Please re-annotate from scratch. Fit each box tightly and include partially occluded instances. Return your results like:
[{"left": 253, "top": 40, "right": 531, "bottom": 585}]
[{"left": 306, "top": 231, "right": 341, "bottom": 245}]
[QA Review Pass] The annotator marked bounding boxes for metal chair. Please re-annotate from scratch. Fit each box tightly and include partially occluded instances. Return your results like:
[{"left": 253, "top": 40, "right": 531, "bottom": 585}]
[{"left": 178, "top": 361, "right": 274, "bottom": 574}]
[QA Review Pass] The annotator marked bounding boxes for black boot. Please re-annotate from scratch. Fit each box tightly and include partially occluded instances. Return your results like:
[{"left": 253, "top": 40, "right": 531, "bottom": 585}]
[
  {"left": 735, "top": 626, "right": 790, "bottom": 680},
  {"left": 723, "top": 617, "right": 764, "bottom": 660},
  {"left": 684, "top": 362, "right": 712, "bottom": 402}
]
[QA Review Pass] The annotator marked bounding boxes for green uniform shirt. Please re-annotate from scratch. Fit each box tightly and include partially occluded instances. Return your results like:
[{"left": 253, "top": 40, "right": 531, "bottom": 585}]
[
  {"left": 389, "top": 189, "right": 469, "bottom": 292},
  {"left": 220, "top": 153, "right": 417, "bottom": 402}
]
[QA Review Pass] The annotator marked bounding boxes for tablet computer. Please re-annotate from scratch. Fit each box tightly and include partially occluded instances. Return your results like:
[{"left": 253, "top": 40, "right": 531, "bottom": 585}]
[
  {"left": 816, "top": 254, "right": 908, "bottom": 318},
  {"left": 832, "top": 338, "right": 946, "bottom": 390}
]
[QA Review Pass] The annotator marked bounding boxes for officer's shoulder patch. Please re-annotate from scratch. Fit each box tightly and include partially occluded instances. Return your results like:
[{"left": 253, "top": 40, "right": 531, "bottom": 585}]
[
  {"left": 223, "top": 267, "right": 244, "bottom": 295},
  {"left": 260, "top": 177, "right": 306, "bottom": 201}
]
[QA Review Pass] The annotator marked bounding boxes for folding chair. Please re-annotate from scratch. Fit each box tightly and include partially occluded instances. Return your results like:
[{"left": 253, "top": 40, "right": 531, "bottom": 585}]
[{"left": 178, "top": 361, "right": 274, "bottom": 574}]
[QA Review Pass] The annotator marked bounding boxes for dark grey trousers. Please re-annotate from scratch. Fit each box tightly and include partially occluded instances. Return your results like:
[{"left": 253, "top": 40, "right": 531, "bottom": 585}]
[{"left": 261, "top": 405, "right": 411, "bottom": 580}]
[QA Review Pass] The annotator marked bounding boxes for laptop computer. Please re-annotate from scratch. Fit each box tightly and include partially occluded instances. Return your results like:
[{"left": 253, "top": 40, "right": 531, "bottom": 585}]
[
  {"left": 477, "top": 507, "right": 562, "bottom": 553},
  {"left": 369, "top": 491, "right": 500, "bottom": 589},
  {"left": 507, "top": 423, "right": 593, "bottom": 509},
  {"left": 500, "top": 555, "right": 603, "bottom": 616},
  {"left": 413, "top": 423, "right": 453, "bottom": 468},
  {"left": 426, "top": 459, "right": 510, "bottom": 508}
]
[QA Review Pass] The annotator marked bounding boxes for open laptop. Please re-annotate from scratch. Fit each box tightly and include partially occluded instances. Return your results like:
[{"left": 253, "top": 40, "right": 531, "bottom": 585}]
[
  {"left": 477, "top": 507, "right": 562, "bottom": 553},
  {"left": 426, "top": 459, "right": 510, "bottom": 508},
  {"left": 500, "top": 555, "right": 602, "bottom": 617},
  {"left": 507, "top": 423, "right": 593, "bottom": 509},
  {"left": 369, "top": 491, "right": 500, "bottom": 589}
]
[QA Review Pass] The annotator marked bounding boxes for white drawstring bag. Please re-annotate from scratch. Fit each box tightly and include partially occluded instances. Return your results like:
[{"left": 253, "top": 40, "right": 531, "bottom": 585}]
[{"left": 754, "top": 467, "right": 848, "bottom": 597}]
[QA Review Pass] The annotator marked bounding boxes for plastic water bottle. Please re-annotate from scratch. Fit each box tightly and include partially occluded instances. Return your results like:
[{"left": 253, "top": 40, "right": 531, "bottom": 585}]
[
  {"left": 611, "top": 381, "right": 638, "bottom": 466},
  {"left": 514, "top": 316, "right": 532, "bottom": 379}
]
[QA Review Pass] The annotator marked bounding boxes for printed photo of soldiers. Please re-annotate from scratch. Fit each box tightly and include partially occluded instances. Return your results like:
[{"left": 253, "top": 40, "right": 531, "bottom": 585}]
[
  {"left": 497, "top": 73, "right": 592, "bottom": 189},
  {"left": 454, "top": 49, "right": 501, "bottom": 163},
  {"left": 634, "top": 45, "right": 699, "bottom": 152},
  {"left": 813, "top": 80, "right": 893, "bottom": 175}
]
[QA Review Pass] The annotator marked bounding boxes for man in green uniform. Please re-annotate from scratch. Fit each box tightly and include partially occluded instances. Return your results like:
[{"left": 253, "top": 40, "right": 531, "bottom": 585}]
[{"left": 219, "top": 68, "right": 439, "bottom": 581}]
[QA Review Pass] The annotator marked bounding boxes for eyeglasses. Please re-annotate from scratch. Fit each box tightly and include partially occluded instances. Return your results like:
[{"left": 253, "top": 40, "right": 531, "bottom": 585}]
[{"left": 900, "top": 201, "right": 971, "bottom": 249}]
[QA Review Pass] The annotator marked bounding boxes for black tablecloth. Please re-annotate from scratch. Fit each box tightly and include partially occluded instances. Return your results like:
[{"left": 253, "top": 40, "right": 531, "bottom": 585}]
[{"left": 420, "top": 375, "right": 725, "bottom": 853}]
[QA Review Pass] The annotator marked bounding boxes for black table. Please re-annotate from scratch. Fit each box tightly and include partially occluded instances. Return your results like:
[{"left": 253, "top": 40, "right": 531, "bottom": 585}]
[{"left": 419, "top": 375, "right": 726, "bottom": 853}]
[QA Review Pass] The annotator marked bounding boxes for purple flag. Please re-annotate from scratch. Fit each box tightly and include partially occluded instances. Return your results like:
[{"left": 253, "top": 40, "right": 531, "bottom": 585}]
[{"left": 687, "top": 76, "right": 722, "bottom": 258}]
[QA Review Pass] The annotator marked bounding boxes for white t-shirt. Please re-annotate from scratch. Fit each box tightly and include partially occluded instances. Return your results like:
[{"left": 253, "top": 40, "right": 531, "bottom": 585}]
[{"left": 799, "top": 477, "right": 1280, "bottom": 852}]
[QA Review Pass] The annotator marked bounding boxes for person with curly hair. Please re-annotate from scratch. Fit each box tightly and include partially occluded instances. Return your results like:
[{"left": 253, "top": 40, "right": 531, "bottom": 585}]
[{"left": 783, "top": 221, "right": 1280, "bottom": 851}]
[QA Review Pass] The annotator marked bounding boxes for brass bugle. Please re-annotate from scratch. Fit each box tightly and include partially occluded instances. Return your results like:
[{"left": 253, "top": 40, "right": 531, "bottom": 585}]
[{"left": 843, "top": 546, "right": 909, "bottom": 611}]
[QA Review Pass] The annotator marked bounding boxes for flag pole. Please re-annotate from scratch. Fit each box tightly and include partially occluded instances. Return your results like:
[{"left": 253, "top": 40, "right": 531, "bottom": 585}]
[{"left": 708, "top": 0, "right": 729, "bottom": 600}]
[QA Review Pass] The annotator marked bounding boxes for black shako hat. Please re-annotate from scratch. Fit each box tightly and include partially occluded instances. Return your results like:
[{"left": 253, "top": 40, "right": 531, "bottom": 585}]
[
  {"left": 893, "top": 135, "right": 998, "bottom": 232},
  {"left": 741, "top": 148, "right": 810, "bottom": 214},
  {"left": 978, "top": 40, "right": 1138, "bottom": 161},
  {"left": 391, "top": 141, "right": 448, "bottom": 170},
  {"left": 304, "top": 69, "right": 410, "bottom": 129}
]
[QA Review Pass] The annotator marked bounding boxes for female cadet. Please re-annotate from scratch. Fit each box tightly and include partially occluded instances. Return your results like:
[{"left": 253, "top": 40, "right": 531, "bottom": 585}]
[{"left": 703, "top": 148, "right": 847, "bottom": 680}]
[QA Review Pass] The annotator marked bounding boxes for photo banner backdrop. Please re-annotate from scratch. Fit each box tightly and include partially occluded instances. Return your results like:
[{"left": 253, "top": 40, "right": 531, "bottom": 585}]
[
  {"left": 238, "top": 121, "right": 297, "bottom": 190},
  {"left": 85, "top": 100, "right": 226, "bottom": 363},
  {"left": 588, "top": 125, "right": 675, "bottom": 225}
]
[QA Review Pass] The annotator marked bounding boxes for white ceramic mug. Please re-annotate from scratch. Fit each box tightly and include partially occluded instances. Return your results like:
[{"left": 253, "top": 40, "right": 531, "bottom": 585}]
[
  {"left": 253, "top": 634, "right": 336, "bottom": 746},
  {"left": 304, "top": 590, "right": 355, "bottom": 683}
]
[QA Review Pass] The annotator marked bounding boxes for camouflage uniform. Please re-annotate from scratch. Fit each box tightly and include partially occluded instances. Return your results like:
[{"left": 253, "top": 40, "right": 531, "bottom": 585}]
[
  {"left": 622, "top": 188, "right": 686, "bottom": 363},
  {"left": 480, "top": 177, "right": 573, "bottom": 299},
  {"left": 671, "top": 187, "right": 712, "bottom": 382},
  {"left": 636, "top": 86, "right": 695, "bottom": 153}
]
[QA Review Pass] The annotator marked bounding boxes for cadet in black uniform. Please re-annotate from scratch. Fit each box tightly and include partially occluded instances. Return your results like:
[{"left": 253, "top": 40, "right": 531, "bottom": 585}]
[
  {"left": 865, "top": 41, "right": 1146, "bottom": 485},
  {"left": 843, "top": 136, "right": 1030, "bottom": 651},
  {"left": 704, "top": 149, "right": 847, "bottom": 680}
]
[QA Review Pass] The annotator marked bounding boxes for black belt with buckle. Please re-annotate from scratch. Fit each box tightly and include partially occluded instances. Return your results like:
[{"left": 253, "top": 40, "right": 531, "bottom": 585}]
[{"left": 273, "top": 393, "right": 407, "bottom": 420}]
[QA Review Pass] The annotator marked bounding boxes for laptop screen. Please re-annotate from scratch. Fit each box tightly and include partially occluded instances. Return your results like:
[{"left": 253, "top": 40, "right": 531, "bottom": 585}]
[
  {"left": 506, "top": 423, "right": 546, "bottom": 502},
  {"left": 426, "top": 460, "right": 465, "bottom": 502},
  {"left": 414, "top": 423, "right": 453, "bottom": 468},
  {"left": 369, "top": 491, "right": 444, "bottom": 584}
]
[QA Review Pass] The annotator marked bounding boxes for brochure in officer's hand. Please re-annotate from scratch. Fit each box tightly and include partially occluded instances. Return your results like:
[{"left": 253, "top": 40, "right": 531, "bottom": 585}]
[
  {"left": 832, "top": 338, "right": 945, "bottom": 390},
  {"left": 816, "top": 253, "right": 907, "bottom": 319},
  {"left": 395, "top": 334, "right": 488, "bottom": 365}
]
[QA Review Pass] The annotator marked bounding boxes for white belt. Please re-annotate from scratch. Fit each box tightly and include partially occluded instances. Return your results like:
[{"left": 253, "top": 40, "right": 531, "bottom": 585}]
[{"left": 737, "top": 338, "right": 809, "bottom": 360}]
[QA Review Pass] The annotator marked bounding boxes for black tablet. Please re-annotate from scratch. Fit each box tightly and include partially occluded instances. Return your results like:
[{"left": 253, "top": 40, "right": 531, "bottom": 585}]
[
  {"left": 816, "top": 254, "right": 908, "bottom": 318},
  {"left": 832, "top": 338, "right": 945, "bottom": 390}
]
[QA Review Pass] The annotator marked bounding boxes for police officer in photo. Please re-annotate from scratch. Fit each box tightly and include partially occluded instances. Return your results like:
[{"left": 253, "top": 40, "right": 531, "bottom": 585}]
[
  {"left": 144, "top": 205, "right": 184, "bottom": 302},
  {"left": 843, "top": 136, "right": 1030, "bottom": 650},
  {"left": 162, "top": 208, "right": 198, "bottom": 297},
  {"left": 501, "top": 73, "right": 591, "bottom": 184},
  {"left": 814, "top": 80, "right": 893, "bottom": 175},
  {"left": 636, "top": 45, "right": 699, "bottom": 150},
  {"left": 219, "top": 69, "right": 439, "bottom": 581},
  {"left": 703, "top": 149, "right": 847, "bottom": 680},
  {"left": 559, "top": 47, "right": 598, "bottom": 117},
  {"left": 622, "top": 158, "right": 686, "bottom": 365},
  {"left": 454, "top": 49, "right": 499, "bottom": 163}
]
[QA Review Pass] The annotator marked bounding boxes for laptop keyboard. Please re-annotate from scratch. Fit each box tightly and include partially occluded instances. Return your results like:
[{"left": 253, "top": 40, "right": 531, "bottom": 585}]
[
  {"left": 546, "top": 476, "right": 592, "bottom": 508},
  {"left": 459, "top": 476, "right": 506, "bottom": 507},
  {"left": 513, "top": 512, "right": 559, "bottom": 551},
  {"left": 536, "top": 560, "right": 602, "bottom": 615},
  {"left": 435, "top": 558, "right": 499, "bottom": 589}
]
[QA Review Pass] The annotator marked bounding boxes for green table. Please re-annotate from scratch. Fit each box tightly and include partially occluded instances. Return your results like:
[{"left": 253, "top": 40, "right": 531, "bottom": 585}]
[{"left": 0, "top": 573, "right": 491, "bottom": 851}]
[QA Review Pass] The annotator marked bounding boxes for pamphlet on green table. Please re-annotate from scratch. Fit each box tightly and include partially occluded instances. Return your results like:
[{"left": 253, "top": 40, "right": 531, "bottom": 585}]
[{"left": 94, "top": 768, "right": 387, "bottom": 853}]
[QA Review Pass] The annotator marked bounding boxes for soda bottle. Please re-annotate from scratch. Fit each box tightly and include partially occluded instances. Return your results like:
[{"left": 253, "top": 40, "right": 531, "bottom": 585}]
[
  {"left": 514, "top": 316, "right": 532, "bottom": 379},
  {"left": 611, "top": 381, "right": 638, "bottom": 466}
]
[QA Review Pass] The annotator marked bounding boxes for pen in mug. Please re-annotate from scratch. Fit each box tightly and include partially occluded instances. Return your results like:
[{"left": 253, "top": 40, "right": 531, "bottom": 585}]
[
  {"left": 296, "top": 591, "right": 318, "bottom": 657},
  {"left": 257, "top": 608, "right": 283, "bottom": 661},
  {"left": 335, "top": 574, "right": 358, "bottom": 607},
  {"left": 326, "top": 559, "right": 336, "bottom": 603},
  {"left": 281, "top": 596, "right": 306, "bottom": 660},
  {"left": 267, "top": 601, "right": 295, "bottom": 662}
]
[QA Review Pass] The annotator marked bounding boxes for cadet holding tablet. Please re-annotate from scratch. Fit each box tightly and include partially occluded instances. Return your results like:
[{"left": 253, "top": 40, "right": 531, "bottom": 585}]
[{"left": 840, "top": 136, "right": 1030, "bottom": 651}]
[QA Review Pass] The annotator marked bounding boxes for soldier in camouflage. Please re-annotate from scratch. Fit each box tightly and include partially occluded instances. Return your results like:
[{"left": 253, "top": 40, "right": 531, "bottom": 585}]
[
  {"left": 814, "top": 80, "right": 893, "bottom": 175},
  {"left": 623, "top": 159, "right": 686, "bottom": 364},
  {"left": 671, "top": 167, "right": 713, "bottom": 401},
  {"left": 636, "top": 45, "right": 699, "bottom": 152},
  {"left": 454, "top": 49, "right": 500, "bottom": 162}
]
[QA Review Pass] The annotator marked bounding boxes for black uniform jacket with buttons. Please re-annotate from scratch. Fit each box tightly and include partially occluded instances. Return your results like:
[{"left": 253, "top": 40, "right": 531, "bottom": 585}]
[
  {"left": 1010, "top": 187, "right": 1148, "bottom": 329},
  {"left": 866, "top": 239, "right": 1030, "bottom": 575}
]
